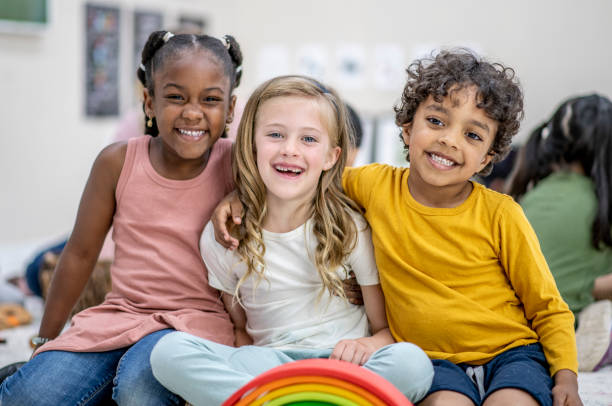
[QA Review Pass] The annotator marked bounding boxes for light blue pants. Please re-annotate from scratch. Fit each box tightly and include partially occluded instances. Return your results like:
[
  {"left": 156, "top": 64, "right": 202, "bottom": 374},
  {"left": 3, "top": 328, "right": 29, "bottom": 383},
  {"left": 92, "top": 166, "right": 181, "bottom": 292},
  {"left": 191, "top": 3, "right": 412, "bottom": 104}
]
[{"left": 150, "top": 331, "right": 433, "bottom": 406}]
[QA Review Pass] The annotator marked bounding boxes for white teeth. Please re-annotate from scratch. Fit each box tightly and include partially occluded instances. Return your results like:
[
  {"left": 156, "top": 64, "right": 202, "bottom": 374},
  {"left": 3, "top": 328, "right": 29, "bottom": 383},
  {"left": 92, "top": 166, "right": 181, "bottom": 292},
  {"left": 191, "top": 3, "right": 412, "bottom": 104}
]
[
  {"left": 178, "top": 129, "right": 204, "bottom": 137},
  {"left": 430, "top": 153, "right": 454, "bottom": 166},
  {"left": 274, "top": 165, "right": 303, "bottom": 174}
]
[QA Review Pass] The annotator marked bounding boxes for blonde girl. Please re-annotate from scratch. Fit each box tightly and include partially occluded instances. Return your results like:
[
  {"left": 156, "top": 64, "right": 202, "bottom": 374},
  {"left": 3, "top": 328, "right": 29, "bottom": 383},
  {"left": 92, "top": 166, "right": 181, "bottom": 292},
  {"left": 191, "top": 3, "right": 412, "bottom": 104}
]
[{"left": 150, "top": 76, "right": 433, "bottom": 405}]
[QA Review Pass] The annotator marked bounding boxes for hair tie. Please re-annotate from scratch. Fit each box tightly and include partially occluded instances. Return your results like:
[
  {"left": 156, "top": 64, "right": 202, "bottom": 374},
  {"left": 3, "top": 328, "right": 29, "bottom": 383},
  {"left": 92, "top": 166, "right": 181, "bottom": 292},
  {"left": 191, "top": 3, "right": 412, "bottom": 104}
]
[
  {"left": 139, "top": 63, "right": 146, "bottom": 72},
  {"left": 561, "top": 104, "right": 573, "bottom": 139},
  {"left": 163, "top": 32, "right": 174, "bottom": 43},
  {"left": 222, "top": 35, "right": 231, "bottom": 50}
]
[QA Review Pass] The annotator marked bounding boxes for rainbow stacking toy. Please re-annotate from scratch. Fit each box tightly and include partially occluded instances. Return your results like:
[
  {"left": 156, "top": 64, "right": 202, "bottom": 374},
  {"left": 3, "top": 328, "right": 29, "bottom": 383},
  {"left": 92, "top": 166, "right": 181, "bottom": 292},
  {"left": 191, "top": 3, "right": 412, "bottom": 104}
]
[{"left": 222, "top": 358, "right": 413, "bottom": 406}]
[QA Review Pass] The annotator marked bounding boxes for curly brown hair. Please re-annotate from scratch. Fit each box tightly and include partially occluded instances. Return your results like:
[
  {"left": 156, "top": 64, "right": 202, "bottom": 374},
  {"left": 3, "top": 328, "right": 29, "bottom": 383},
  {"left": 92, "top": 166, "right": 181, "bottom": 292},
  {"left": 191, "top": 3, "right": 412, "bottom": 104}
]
[{"left": 394, "top": 49, "right": 524, "bottom": 176}]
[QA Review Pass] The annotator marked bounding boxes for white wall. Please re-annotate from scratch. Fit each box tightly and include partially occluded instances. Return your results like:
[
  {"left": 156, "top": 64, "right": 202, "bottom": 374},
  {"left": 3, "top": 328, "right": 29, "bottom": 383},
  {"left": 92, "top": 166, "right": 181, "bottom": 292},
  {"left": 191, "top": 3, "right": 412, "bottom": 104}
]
[{"left": 1, "top": 0, "right": 611, "bottom": 255}]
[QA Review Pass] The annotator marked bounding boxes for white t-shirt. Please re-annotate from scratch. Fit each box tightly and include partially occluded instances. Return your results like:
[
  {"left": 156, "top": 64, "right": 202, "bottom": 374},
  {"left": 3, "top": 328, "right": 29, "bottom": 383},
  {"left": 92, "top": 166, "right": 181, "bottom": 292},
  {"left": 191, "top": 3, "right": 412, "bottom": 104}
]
[{"left": 201, "top": 214, "right": 379, "bottom": 349}]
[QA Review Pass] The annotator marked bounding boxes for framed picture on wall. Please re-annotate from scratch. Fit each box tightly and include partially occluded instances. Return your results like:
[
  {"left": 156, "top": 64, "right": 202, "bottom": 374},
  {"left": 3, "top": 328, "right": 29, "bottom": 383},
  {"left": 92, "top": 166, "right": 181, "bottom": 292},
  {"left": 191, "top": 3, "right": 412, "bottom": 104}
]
[
  {"left": 0, "top": 0, "right": 49, "bottom": 34},
  {"left": 85, "top": 4, "right": 120, "bottom": 117},
  {"left": 133, "top": 10, "right": 163, "bottom": 76}
]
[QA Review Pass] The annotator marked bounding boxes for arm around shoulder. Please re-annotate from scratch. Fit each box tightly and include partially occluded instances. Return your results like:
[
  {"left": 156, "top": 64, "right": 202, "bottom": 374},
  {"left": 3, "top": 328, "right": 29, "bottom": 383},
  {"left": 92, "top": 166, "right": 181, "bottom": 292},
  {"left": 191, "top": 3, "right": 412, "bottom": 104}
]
[{"left": 342, "top": 163, "right": 390, "bottom": 209}]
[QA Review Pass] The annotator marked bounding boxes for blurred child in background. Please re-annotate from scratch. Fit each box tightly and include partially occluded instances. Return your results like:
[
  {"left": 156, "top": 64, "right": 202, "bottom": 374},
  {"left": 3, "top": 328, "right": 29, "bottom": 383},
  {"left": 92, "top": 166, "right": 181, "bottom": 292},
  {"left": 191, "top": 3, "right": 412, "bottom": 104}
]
[{"left": 509, "top": 94, "right": 612, "bottom": 373}]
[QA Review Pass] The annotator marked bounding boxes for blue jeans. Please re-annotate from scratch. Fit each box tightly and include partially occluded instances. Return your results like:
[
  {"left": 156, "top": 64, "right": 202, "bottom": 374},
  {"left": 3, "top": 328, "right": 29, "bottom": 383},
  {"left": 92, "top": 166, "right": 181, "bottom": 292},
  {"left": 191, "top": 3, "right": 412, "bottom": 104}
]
[
  {"left": 151, "top": 331, "right": 434, "bottom": 406},
  {"left": 0, "top": 329, "right": 182, "bottom": 406}
]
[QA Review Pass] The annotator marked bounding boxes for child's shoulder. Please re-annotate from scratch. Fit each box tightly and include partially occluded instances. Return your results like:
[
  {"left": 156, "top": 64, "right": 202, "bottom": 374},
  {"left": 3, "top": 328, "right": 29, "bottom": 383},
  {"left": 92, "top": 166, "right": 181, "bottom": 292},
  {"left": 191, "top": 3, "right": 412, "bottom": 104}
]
[
  {"left": 346, "top": 207, "right": 369, "bottom": 229},
  {"left": 473, "top": 181, "right": 524, "bottom": 218},
  {"left": 474, "top": 182, "right": 516, "bottom": 204},
  {"left": 345, "top": 163, "right": 408, "bottom": 183},
  {"left": 96, "top": 140, "right": 129, "bottom": 172},
  {"left": 349, "top": 162, "right": 407, "bottom": 173}
]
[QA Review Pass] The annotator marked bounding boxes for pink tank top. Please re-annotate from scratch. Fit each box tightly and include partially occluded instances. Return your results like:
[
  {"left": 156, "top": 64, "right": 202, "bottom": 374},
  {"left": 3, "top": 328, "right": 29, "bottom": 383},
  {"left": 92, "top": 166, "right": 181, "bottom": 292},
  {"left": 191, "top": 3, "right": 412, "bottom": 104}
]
[{"left": 40, "top": 136, "right": 234, "bottom": 353}]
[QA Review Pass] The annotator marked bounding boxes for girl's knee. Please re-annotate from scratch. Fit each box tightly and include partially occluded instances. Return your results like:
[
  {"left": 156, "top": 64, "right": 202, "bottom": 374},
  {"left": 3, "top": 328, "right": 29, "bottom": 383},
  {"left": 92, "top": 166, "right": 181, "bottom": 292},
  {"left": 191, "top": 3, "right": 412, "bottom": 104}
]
[
  {"left": 150, "top": 331, "right": 192, "bottom": 371},
  {"left": 0, "top": 368, "right": 38, "bottom": 405},
  {"left": 113, "top": 376, "right": 180, "bottom": 406},
  {"left": 1, "top": 359, "right": 114, "bottom": 406},
  {"left": 116, "top": 347, "right": 181, "bottom": 406},
  {"left": 369, "top": 342, "right": 434, "bottom": 403},
  {"left": 150, "top": 331, "right": 222, "bottom": 384},
  {"left": 377, "top": 342, "right": 433, "bottom": 374}
]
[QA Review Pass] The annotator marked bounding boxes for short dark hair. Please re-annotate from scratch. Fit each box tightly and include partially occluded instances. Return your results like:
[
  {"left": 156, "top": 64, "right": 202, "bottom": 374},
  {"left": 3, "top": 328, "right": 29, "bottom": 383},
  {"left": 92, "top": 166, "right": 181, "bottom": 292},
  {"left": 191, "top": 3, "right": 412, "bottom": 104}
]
[
  {"left": 345, "top": 103, "right": 363, "bottom": 148},
  {"left": 394, "top": 49, "right": 524, "bottom": 176}
]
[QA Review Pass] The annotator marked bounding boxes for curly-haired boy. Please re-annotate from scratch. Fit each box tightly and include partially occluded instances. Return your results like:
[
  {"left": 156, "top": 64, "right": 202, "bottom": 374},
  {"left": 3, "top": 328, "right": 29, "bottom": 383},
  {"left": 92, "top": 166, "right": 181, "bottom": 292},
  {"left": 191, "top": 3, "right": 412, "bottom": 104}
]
[{"left": 341, "top": 49, "right": 580, "bottom": 405}]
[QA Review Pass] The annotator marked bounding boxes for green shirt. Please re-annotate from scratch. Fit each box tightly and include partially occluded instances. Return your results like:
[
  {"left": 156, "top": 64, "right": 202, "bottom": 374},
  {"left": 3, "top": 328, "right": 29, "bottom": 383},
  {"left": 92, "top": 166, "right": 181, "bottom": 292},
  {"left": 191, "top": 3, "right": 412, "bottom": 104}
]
[{"left": 521, "top": 171, "right": 612, "bottom": 315}]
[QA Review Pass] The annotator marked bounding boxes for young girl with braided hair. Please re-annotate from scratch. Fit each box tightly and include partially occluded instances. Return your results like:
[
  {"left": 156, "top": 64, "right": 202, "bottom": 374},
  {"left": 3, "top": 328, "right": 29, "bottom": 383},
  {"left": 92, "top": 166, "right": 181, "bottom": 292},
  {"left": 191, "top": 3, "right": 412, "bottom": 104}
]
[
  {"left": 509, "top": 94, "right": 612, "bottom": 373},
  {"left": 0, "top": 30, "right": 243, "bottom": 405},
  {"left": 150, "top": 75, "right": 434, "bottom": 405}
]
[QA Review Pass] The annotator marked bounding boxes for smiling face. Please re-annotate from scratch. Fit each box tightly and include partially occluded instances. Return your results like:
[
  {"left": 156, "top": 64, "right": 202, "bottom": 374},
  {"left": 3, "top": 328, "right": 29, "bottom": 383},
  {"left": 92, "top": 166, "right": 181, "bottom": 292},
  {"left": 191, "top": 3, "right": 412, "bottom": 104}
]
[
  {"left": 144, "top": 49, "right": 235, "bottom": 164},
  {"left": 402, "top": 85, "right": 497, "bottom": 205},
  {"left": 254, "top": 95, "right": 340, "bottom": 210}
]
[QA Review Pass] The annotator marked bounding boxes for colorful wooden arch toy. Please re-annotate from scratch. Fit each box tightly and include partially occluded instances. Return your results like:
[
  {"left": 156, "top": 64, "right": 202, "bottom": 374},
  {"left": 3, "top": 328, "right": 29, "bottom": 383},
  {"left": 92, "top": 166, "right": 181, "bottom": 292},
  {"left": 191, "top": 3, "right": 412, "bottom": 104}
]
[{"left": 222, "top": 358, "right": 413, "bottom": 406}]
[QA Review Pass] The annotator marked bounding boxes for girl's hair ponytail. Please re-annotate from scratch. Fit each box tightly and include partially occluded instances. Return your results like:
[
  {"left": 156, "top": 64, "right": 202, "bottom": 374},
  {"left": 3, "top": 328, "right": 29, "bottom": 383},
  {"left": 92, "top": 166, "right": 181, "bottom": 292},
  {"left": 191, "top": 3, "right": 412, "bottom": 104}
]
[
  {"left": 138, "top": 30, "right": 173, "bottom": 136},
  {"left": 509, "top": 94, "right": 612, "bottom": 249},
  {"left": 588, "top": 97, "right": 612, "bottom": 248},
  {"left": 223, "top": 35, "right": 243, "bottom": 89},
  {"left": 507, "top": 122, "right": 550, "bottom": 200}
]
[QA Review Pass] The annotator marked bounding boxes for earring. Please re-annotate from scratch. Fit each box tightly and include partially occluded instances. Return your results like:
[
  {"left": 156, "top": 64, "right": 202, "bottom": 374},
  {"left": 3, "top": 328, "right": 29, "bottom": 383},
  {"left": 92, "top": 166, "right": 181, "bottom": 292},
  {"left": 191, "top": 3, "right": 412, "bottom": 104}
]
[
  {"left": 147, "top": 117, "right": 153, "bottom": 128},
  {"left": 225, "top": 125, "right": 230, "bottom": 134}
]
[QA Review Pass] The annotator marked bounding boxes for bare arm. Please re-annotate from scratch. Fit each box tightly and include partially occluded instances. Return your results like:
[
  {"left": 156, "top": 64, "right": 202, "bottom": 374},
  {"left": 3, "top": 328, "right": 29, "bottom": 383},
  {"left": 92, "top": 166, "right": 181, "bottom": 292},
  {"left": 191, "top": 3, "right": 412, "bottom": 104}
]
[
  {"left": 592, "top": 273, "right": 612, "bottom": 301},
  {"left": 221, "top": 292, "right": 253, "bottom": 347},
  {"left": 329, "top": 284, "right": 394, "bottom": 365},
  {"left": 37, "top": 143, "right": 125, "bottom": 343}
]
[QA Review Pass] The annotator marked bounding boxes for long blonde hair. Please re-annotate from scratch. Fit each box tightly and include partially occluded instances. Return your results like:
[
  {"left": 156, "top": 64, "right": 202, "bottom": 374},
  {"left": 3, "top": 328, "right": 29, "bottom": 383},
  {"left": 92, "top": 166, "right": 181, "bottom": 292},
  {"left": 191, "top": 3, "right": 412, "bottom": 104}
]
[{"left": 232, "top": 75, "right": 360, "bottom": 300}]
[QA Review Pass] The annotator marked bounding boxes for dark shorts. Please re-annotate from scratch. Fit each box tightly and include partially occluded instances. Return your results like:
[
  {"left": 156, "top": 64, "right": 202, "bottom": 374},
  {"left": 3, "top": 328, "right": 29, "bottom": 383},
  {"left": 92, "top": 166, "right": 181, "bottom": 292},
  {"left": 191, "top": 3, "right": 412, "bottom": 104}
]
[{"left": 427, "top": 343, "right": 553, "bottom": 406}]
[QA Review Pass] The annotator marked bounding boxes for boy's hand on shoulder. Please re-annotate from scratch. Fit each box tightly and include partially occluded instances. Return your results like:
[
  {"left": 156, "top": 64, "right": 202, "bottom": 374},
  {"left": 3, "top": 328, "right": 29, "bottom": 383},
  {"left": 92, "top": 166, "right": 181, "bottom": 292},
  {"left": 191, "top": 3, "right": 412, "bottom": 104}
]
[
  {"left": 552, "top": 369, "right": 583, "bottom": 406},
  {"left": 330, "top": 337, "right": 378, "bottom": 365}
]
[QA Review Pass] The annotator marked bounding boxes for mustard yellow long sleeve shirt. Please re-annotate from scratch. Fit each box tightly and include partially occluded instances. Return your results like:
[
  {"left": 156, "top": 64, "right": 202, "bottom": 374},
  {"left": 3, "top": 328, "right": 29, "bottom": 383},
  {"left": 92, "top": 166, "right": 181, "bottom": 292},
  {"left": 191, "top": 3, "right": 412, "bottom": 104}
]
[{"left": 343, "top": 164, "right": 577, "bottom": 375}]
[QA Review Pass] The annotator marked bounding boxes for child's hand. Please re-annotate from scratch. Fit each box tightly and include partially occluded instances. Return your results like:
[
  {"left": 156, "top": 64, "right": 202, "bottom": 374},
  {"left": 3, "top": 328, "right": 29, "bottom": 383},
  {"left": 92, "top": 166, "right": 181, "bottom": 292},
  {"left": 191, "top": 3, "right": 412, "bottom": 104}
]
[
  {"left": 330, "top": 337, "right": 379, "bottom": 365},
  {"left": 552, "top": 369, "right": 583, "bottom": 406},
  {"left": 212, "top": 191, "right": 243, "bottom": 250},
  {"left": 340, "top": 271, "right": 364, "bottom": 305}
]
